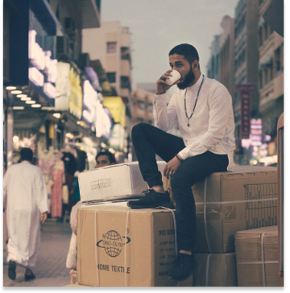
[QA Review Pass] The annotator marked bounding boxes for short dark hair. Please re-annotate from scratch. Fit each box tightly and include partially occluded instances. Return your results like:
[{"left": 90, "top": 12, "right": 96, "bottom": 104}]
[
  {"left": 20, "top": 148, "right": 33, "bottom": 162},
  {"left": 169, "top": 43, "right": 199, "bottom": 65},
  {"left": 95, "top": 151, "right": 116, "bottom": 164}
]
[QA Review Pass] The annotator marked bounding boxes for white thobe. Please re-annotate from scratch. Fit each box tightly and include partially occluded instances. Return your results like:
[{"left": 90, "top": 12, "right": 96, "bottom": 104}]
[{"left": 3, "top": 161, "right": 48, "bottom": 267}]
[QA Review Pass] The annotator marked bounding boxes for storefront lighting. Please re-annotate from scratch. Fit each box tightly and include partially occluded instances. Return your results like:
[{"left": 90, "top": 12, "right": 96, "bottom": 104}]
[
  {"left": 26, "top": 100, "right": 36, "bottom": 104},
  {"left": 101, "top": 142, "right": 107, "bottom": 148},
  {"left": 109, "top": 148, "right": 115, "bottom": 154},
  {"left": 17, "top": 94, "right": 27, "bottom": 98},
  {"left": 6, "top": 86, "right": 17, "bottom": 90},
  {"left": 13, "top": 136, "right": 19, "bottom": 143},
  {"left": 31, "top": 104, "right": 41, "bottom": 108},
  {"left": 21, "top": 97, "right": 31, "bottom": 101},
  {"left": 13, "top": 106, "right": 25, "bottom": 110},
  {"left": 53, "top": 113, "right": 61, "bottom": 118},
  {"left": 11, "top": 90, "right": 22, "bottom": 94},
  {"left": 66, "top": 133, "right": 74, "bottom": 139},
  {"left": 77, "top": 121, "right": 82, "bottom": 125}
]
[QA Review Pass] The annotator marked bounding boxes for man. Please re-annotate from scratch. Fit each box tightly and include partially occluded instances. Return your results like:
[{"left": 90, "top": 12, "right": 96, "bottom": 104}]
[
  {"left": 95, "top": 151, "right": 116, "bottom": 168},
  {"left": 127, "top": 43, "right": 236, "bottom": 282},
  {"left": 66, "top": 151, "right": 116, "bottom": 278},
  {"left": 3, "top": 148, "right": 48, "bottom": 281}
]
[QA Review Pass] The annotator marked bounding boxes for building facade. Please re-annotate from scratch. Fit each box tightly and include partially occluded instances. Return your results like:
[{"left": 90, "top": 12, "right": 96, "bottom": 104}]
[
  {"left": 257, "top": 0, "right": 284, "bottom": 166},
  {"left": 233, "top": 0, "right": 259, "bottom": 165}
]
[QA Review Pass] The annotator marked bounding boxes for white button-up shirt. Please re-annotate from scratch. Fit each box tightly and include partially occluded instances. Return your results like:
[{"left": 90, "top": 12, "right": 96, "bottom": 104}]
[{"left": 153, "top": 74, "right": 236, "bottom": 170}]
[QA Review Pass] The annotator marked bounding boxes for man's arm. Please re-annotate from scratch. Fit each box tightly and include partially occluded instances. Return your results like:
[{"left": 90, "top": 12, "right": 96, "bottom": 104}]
[
  {"left": 153, "top": 70, "right": 180, "bottom": 131},
  {"left": 34, "top": 168, "right": 48, "bottom": 215}
]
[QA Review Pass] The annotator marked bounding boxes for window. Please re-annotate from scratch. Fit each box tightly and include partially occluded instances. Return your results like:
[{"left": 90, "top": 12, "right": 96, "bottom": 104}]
[
  {"left": 120, "top": 76, "right": 131, "bottom": 90},
  {"left": 107, "top": 42, "right": 117, "bottom": 54},
  {"left": 274, "top": 47, "right": 281, "bottom": 74},
  {"left": 106, "top": 72, "right": 116, "bottom": 83}
]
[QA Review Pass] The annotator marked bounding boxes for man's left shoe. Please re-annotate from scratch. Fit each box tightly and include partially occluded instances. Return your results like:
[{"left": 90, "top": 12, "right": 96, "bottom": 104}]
[
  {"left": 24, "top": 272, "right": 36, "bottom": 281},
  {"left": 127, "top": 189, "right": 174, "bottom": 209},
  {"left": 25, "top": 268, "right": 35, "bottom": 281},
  {"left": 8, "top": 260, "right": 16, "bottom": 280},
  {"left": 167, "top": 253, "right": 198, "bottom": 282}
]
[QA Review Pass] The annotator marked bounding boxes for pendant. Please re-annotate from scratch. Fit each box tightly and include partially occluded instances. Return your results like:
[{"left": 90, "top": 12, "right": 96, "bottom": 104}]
[{"left": 187, "top": 123, "right": 190, "bottom": 127}]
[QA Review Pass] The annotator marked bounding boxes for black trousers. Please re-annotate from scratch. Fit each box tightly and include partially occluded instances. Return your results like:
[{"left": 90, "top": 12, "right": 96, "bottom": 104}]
[{"left": 132, "top": 123, "right": 229, "bottom": 251}]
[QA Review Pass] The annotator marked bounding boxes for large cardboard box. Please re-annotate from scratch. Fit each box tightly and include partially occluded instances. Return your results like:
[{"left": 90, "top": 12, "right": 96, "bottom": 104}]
[
  {"left": 192, "top": 252, "right": 237, "bottom": 286},
  {"left": 163, "top": 166, "right": 277, "bottom": 253},
  {"left": 77, "top": 205, "right": 192, "bottom": 287},
  {"left": 79, "top": 161, "right": 166, "bottom": 202},
  {"left": 235, "top": 226, "right": 281, "bottom": 287}
]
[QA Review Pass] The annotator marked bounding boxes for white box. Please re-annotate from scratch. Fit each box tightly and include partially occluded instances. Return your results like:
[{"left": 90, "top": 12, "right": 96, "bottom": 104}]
[{"left": 79, "top": 161, "right": 166, "bottom": 202}]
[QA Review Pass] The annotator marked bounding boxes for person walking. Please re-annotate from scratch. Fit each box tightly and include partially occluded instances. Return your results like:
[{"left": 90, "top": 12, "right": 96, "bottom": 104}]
[
  {"left": 127, "top": 43, "right": 236, "bottom": 282},
  {"left": 3, "top": 148, "right": 48, "bottom": 281}
]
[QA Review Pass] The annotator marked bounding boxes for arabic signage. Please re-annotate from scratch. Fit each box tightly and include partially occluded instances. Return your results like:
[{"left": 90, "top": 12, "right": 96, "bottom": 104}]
[
  {"left": 55, "top": 62, "right": 83, "bottom": 119},
  {"left": 236, "top": 84, "right": 256, "bottom": 139}
]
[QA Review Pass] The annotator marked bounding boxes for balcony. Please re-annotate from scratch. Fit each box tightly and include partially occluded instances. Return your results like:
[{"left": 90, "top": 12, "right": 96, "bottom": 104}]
[{"left": 81, "top": 0, "right": 101, "bottom": 29}]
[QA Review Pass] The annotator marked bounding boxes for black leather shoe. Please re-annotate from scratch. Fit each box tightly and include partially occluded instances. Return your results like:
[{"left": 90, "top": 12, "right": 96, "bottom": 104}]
[
  {"left": 8, "top": 260, "right": 16, "bottom": 280},
  {"left": 167, "top": 253, "right": 198, "bottom": 282},
  {"left": 127, "top": 189, "right": 174, "bottom": 209},
  {"left": 25, "top": 272, "right": 36, "bottom": 281}
]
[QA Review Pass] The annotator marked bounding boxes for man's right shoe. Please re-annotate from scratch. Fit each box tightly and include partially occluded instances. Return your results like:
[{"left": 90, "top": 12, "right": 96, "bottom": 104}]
[
  {"left": 127, "top": 189, "right": 174, "bottom": 209},
  {"left": 8, "top": 260, "right": 16, "bottom": 280},
  {"left": 167, "top": 253, "right": 198, "bottom": 282}
]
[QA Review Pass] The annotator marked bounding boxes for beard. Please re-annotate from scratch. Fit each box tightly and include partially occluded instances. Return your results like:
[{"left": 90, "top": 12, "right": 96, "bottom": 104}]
[{"left": 177, "top": 66, "right": 195, "bottom": 90}]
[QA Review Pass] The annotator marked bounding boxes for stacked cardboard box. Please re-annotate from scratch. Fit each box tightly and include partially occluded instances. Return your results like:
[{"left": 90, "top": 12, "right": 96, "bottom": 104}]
[
  {"left": 77, "top": 165, "right": 277, "bottom": 287},
  {"left": 78, "top": 161, "right": 166, "bottom": 202},
  {"left": 162, "top": 165, "right": 277, "bottom": 286},
  {"left": 235, "top": 226, "right": 281, "bottom": 287},
  {"left": 77, "top": 205, "right": 192, "bottom": 287}
]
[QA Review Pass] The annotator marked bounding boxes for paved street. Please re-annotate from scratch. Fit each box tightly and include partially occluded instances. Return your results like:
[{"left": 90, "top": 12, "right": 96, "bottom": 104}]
[{"left": 3, "top": 219, "right": 72, "bottom": 287}]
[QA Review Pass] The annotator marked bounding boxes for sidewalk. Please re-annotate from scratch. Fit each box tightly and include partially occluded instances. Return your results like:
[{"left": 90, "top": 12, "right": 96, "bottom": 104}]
[{"left": 3, "top": 219, "right": 72, "bottom": 287}]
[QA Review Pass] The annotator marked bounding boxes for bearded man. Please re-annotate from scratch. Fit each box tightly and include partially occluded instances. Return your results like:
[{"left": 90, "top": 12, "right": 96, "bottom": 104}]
[{"left": 127, "top": 43, "right": 236, "bottom": 281}]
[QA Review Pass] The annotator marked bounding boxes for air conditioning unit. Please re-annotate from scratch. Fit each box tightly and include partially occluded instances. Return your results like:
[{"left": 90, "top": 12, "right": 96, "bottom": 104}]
[
  {"left": 65, "top": 17, "right": 76, "bottom": 36},
  {"left": 57, "top": 35, "right": 70, "bottom": 59},
  {"left": 80, "top": 53, "right": 90, "bottom": 68}
]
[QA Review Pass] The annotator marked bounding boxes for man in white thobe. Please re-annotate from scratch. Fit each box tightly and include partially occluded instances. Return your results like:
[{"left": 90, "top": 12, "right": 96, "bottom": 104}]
[{"left": 3, "top": 148, "right": 48, "bottom": 281}]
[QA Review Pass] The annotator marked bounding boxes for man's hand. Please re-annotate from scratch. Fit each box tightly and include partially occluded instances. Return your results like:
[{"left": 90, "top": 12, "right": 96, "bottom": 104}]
[
  {"left": 41, "top": 212, "right": 47, "bottom": 224},
  {"left": 156, "top": 70, "right": 180, "bottom": 95},
  {"left": 163, "top": 156, "right": 181, "bottom": 179}
]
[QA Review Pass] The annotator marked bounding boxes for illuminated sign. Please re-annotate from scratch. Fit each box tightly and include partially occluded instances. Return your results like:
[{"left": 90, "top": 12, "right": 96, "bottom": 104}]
[
  {"left": 96, "top": 100, "right": 112, "bottom": 139},
  {"left": 28, "top": 30, "right": 57, "bottom": 100},
  {"left": 69, "top": 67, "right": 82, "bottom": 119},
  {"left": 103, "top": 97, "right": 126, "bottom": 128},
  {"left": 83, "top": 80, "right": 97, "bottom": 125}
]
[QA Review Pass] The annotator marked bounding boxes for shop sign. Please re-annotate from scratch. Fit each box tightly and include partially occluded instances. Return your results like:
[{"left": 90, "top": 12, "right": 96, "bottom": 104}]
[
  {"left": 236, "top": 84, "right": 256, "bottom": 139},
  {"left": 109, "top": 124, "right": 125, "bottom": 151},
  {"left": 55, "top": 62, "right": 70, "bottom": 110},
  {"left": 8, "top": 0, "right": 59, "bottom": 107},
  {"left": 55, "top": 62, "right": 82, "bottom": 119},
  {"left": 96, "top": 101, "right": 111, "bottom": 139},
  {"left": 83, "top": 80, "right": 97, "bottom": 125},
  {"left": 103, "top": 97, "right": 126, "bottom": 128},
  {"left": 250, "top": 119, "right": 262, "bottom": 147},
  {"left": 69, "top": 67, "right": 83, "bottom": 119}
]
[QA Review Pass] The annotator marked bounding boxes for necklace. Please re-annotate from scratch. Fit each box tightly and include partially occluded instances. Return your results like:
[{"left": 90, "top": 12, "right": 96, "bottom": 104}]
[{"left": 184, "top": 74, "right": 205, "bottom": 127}]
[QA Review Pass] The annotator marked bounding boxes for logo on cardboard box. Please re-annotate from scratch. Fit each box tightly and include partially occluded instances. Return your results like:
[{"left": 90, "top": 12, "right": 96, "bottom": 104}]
[{"left": 97, "top": 230, "right": 131, "bottom": 257}]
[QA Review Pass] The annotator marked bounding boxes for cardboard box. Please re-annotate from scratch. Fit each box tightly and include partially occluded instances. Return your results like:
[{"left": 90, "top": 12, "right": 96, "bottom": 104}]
[
  {"left": 79, "top": 161, "right": 166, "bottom": 202},
  {"left": 162, "top": 166, "right": 277, "bottom": 253},
  {"left": 192, "top": 252, "right": 237, "bottom": 286},
  {"left": 77, "top": 205, "right": 192, "bottom": 287},
  {"left": 235, "top": 226, "right": 281, "bottom": 287}
]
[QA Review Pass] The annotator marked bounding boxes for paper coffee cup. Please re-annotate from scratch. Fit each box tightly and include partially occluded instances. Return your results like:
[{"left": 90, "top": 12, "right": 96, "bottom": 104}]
[{"left": 166, "top": 70, "right": 181, "bottom": 85}]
